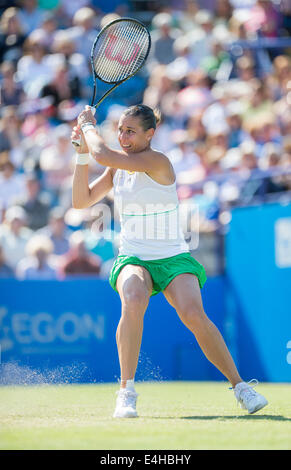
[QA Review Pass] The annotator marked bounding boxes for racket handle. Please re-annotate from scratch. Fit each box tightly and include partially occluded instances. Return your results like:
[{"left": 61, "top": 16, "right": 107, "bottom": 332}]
[
  {"left": 88, "top": 106, "right": 96, "bottom": 115},
  {"left": 72, "top": 137, "right": 81, "bottom": 147},
  {"left": 71, "top": 106, "right": 96, "bottom": 147}
]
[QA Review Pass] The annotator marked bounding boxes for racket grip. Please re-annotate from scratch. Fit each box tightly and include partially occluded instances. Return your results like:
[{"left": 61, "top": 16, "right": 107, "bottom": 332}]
[
  {"left": 72, "top": 137, "right": 81, "bottom": 147},
  {"left": 71, "top": 107, "right": 96, "bottom": 147}
]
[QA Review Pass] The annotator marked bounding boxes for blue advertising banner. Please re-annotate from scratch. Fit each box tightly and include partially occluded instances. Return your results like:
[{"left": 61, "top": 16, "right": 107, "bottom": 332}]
[
  {"left": 226, "top": 201, "right": 291, "bottom": 382},
  {"left": 0, "top": 277, "right": 226, "bottom": 384}
]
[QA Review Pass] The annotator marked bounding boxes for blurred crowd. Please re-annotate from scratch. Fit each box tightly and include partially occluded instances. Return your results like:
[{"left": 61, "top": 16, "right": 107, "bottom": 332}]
[{"left": 0, "top": 0, "right": 291, "bottom": 279}]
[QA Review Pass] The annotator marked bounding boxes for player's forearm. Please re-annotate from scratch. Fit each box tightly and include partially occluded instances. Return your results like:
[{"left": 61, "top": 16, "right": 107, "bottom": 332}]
[
  {"left": 83, "top": 129, "right": 116, "bottom": 166},
  {"left": 72, "top": 164, "right": 90, "bottom": 209}
]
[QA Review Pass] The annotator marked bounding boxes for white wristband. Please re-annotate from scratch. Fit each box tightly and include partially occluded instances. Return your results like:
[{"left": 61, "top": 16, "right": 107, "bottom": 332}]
[
  {"left": 81, "top": 123, "right": 95, "bottom": 134},
  {"left": 76, "top": 153, "right": 90, "bottom": 165}
]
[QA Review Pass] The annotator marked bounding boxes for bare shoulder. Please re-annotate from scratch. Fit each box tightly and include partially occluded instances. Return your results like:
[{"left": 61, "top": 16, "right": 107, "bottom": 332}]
[
  {"left": 151, "top": 149, "right": 170, "bottom": 161},
  {"left": 147, "top": 149, "right": 175, "bottom": 185},
  {"left": 146, "top": 149, "right": 173, "bottom": 169}
]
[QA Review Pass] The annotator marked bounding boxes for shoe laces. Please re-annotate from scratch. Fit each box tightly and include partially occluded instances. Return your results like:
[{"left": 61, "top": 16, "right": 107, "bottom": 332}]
[
  {"left": 237, "top": 379, "right": 259, "bottom": 402},
  {"left": 230, "top": 379, "right": 259, "bottom": 406},
  {"left": 116, "top": 389, "right": 137, "bottom": 408},
  {"left": 240, "top": 379, "right": 259, "bottom": 399}
]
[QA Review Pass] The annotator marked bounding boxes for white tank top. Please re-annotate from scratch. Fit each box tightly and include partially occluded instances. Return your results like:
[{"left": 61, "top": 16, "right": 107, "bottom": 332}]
[{"left": 113, "top": 169, "right": 189, "bottom": 260}]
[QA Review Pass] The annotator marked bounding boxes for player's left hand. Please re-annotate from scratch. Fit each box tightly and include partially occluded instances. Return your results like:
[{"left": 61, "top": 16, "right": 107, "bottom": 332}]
[
  {"left": 78, "top": 106, "right": 97, "bottom": 128},
  {"left": 71, "top": 125, "right": 89, "bottom": 153}
]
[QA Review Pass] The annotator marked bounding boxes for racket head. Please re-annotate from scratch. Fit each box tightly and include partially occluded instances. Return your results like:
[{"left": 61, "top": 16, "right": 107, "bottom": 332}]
[{"left": 91, "top": 17, "right": 151, "bottom": 85}]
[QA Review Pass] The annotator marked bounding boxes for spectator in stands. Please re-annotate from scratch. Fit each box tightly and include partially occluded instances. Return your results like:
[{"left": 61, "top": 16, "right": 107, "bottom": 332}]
[
  {"left": 214, "top": 0, "right": 233, "bottom": 26},
  {"left": 150, "top": 113, "right": 177, "bottom": 155},
  {"left": 168, "top": 129, "right": 200, "bottom": 174},
  {"left": 271, "top": 54, "right": 291, "bottom": 99},
  {"left": 0, "top": 160, "right": 26, "bottom": 212},
  {"left": 39, "top": 123, "right": 75, "bottom": 200},
  {"left": 279, "top": 138, "right": 291, "bottom": 190},
  {"left": 59, "top": 0, "right": 91, "bottom": 23},
  {"left": 186, "top": 112, "right": 207, "bottom": 144},
  {"left": 49, "top": 29, "right": 89, "bottom": 86},
  {"left": 199, "top": 36, "right": 231, "bottom": 81},
  {"left": 240, "top": 141, "right": 259, "bottom": 172},
  {"left": 0, "top": 244, "right": 14, "bottom": 278},
  {"left": 246, "top": 0, "right": 283, "bottom": 38},
  {"left": 37, "top": 11, "right": 59, "bottom": 50},
  {"left": 70, "top": 7, "right": 99, "bottom": 59},
  {"left": 168, "top": 130, "right": 207, "bottom": 185},
  {"left": 0, "top": 106, "right": 25, "bottom": 169},
  {"left": 17, "top": 98, "right": 54, "bottom": 175},
  {"left": 0, "top": 150, "right": 10, "bottom": 170},
  {"left": 17, "top": 0, "right": 46, "bottom": 35},
  {"left": 19, "top": 97, "right": 53, "bottom": 140},
  {"left": 243, "top": 113, "right": 282, "bottom": 158},
  {"left": 37, "top": 206, "right": 71, "bottom": 256},
  {"left": 228, "top": 11, "right": 249, "bottom": 40},
  {"left": 0, "top": 61, "right": 25, "bottom": 106},
  {"left": 206, "top": 127, "right": 229, "bottom": 156},
  {"left": 0, "top": 205, "right": 32, "bottom": 270},
  {"left": 99, "top": 12, "right": 121, "bottom": 30},
  {"left": 177, "top": 0, "right": 200, "bottom": 34},
  {"left": 16, "top": 172, "right": 50, "bottom": 230},
  {"left": 234, "top": 55, "right": 256, "bottom": 83},
  {"left": 150, "top": 13, "right": 180, "bottom": 66},
  {"left": 187, "top": 9, "right": 215, "bottom": 67},
  {"left": 0, "top": 7, "right": 27, "bottom": 63},
  {"left": 280, "top": 0, "right": 291, "bottom": 35},
  {"left": 40, "top": 61, "right": 81, "bottom": 112},
  {"left": 143, "top": 64, "right": 180, "bottom": 123},
  {"left": 0, "top": 107, "right": 16, "bottom": 153},
  {"left": 282, "top": 137, "right": 291, "bottom": 162},
  {"left": 225, "top": 101, "right": 248, "bottom": 148},
  {"left": 204, "top": 145, "right": 226, "bottom": 177},
  {"left": 16, "top": 233, "right": 57, "bottom": 280},
  {"left": 242, "top": 79, "right": 273, "bottom": 125},
  {"left": 255, "top": 142, "right": 287, "bottom": 194},
  {"left": 176, "top": 68, "right": 213, "bottom": 119},
  {"left": 166, "top": 35, "right": 198, "bottom": 82},
  {"left": 16, "top": 28, "right": 55, "bottom": 98},
  {"left": 59, "top": 230, "right": 101, "bottom": 278},
  {"left": 259, "top": 142, "right": 281, "bottom": 169}
]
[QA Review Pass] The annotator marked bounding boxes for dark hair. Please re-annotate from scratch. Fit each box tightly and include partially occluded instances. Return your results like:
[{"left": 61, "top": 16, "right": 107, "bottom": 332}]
[{"left": 122, "top": 104, "right": 161, "bottom": 131}]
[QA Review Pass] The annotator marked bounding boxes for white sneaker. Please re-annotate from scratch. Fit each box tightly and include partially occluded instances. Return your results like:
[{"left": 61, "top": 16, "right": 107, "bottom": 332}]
[
  {"left": 113, "top": 389, "right": 138, "bottom": 418},
  {"left": 234, "top": 380, "right": 268, "bottom": 414}
]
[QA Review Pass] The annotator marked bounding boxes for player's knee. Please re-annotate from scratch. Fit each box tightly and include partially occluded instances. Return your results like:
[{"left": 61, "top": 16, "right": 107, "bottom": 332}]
[
  {"left": 121, "top": 285, "right": 150, "bottom": 314},
  {"left": 178, "top": 303, "right": 207, "bottom": 330}
]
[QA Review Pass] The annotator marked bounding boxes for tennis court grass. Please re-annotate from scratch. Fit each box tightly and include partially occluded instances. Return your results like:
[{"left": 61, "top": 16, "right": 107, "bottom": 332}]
[{"left": 0, "top": 381, "right": 290, "bottom": 450}]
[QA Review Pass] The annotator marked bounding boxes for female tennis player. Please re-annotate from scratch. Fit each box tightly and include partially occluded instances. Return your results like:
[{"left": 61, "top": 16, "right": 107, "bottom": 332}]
[{"left": 71, "top": 104, "right": 268, "bottom": 418}]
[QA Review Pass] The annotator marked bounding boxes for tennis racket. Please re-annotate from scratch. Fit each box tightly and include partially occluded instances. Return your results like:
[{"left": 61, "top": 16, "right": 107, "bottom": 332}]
[{"left": 72, "top": 17, "right": 151, "bottom": 146}]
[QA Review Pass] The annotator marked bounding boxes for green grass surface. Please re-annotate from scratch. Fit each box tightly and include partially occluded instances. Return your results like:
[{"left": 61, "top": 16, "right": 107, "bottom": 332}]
[{"left": 0, "top": 381, "right": 290, "bottom": 450}]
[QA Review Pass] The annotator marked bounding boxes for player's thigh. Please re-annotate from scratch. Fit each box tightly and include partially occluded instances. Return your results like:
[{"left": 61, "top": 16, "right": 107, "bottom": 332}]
[
  {"left": 163, "top": 273, "right": 206, "bottom": 326},
  {"left": 116, "top": 264, "right": 153, "bottom": 310}
]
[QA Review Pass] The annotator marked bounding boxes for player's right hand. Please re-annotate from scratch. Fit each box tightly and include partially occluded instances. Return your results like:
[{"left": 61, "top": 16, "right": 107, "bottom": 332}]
[{"left": 71, "top": 125, "right": 89, "bottom": 154}]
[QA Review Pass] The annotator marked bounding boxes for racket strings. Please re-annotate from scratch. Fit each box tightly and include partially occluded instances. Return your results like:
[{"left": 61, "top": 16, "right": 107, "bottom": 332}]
[
  {"left": 92, "top": 21, "right": 149, "bottom": 83},
  {"left": 122, "top": 23, "right": 148, "bottom": 73},
  {"left": 95, "top": 25, "right": 144, "bottom": 80}
]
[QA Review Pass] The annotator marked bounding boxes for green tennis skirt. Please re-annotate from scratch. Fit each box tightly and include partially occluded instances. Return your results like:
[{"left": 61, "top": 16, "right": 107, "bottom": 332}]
[{"left": 109, "top": 252, "right": 207, "bottom": 296}]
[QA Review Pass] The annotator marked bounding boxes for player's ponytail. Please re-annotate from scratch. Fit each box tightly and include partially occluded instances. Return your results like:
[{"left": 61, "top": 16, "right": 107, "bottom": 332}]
[{"left": 153, "top": 108, "right": 161, "bottom": 128}]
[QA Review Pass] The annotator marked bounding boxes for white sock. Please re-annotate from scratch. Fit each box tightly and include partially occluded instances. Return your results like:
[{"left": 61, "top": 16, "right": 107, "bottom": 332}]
[{"left": 120, "top": 379, "right": 135, "bottom": 392}]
